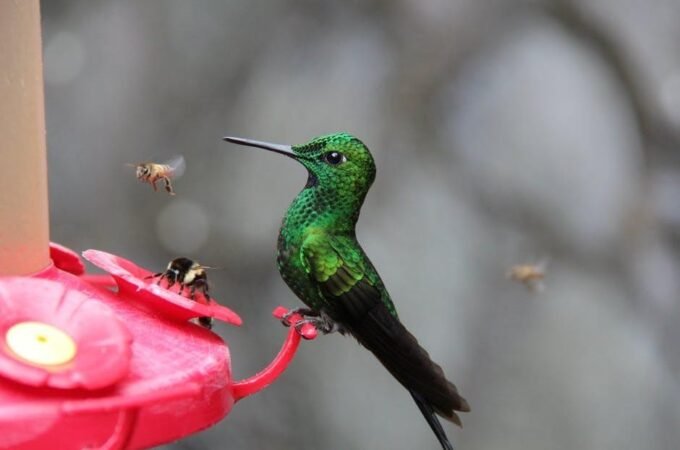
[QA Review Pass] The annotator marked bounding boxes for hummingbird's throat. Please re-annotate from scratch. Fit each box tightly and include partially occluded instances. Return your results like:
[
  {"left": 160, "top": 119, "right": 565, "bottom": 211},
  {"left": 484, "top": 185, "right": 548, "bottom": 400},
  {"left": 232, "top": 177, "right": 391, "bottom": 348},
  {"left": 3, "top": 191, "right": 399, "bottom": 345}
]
[
  {"left": 305, "top": 172, "right": 318, "bottom": 188},
  {"left": 284, "top": 181, "right": 364, "bottom": 233}
]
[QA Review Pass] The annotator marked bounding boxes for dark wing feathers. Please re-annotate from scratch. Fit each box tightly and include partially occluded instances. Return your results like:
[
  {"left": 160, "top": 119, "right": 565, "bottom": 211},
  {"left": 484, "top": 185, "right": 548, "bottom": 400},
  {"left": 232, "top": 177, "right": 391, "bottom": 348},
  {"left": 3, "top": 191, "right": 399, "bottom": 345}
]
[{"left": 301, "top": 235, "right": 470, "bottom": 426}]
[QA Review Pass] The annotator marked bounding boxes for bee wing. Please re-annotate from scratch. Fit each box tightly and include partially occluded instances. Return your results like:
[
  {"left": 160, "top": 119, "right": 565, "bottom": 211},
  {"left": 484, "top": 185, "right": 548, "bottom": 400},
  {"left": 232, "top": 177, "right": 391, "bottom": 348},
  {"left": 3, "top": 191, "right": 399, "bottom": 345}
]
[
  {"left": 535, "top": 257, "right": 550, "bottom": 273},
  {"left": 163, "top": 155, "right": 186, "bottom": 178},
  {"left": 532, "top": 279, "right": 546, "bottom": 292}
]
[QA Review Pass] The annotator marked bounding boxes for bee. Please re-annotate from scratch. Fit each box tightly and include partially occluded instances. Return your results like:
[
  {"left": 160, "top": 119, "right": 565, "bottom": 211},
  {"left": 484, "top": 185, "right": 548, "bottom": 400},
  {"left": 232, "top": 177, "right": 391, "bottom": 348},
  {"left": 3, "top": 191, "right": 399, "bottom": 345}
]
[
  {"left": 147, "top": 257, "right": 217, "bottom": 329},
  {"left": 507, "top": 259, "right": 548, "bottom": 292},
  {"left": 128, "top": 155, "right": 186, "bottom": 195}
]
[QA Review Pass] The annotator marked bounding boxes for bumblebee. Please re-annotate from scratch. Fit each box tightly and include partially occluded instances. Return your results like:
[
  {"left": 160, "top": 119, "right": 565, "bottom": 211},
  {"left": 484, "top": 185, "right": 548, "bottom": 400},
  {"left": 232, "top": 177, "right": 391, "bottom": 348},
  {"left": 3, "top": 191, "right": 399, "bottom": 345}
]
[
  {"left": 148, "top": 257, "right": 215, "bottom": 328},
  {"left": 507, "top": 259, "right": 548, "bottom": 292},
  {"left": 129, "top": 155, "right": 186, "bottom": 195}
]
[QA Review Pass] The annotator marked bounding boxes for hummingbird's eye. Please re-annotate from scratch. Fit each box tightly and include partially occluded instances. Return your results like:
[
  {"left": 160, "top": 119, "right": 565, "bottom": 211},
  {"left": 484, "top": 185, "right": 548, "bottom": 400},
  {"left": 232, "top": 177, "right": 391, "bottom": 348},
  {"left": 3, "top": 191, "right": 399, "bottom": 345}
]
[{"left": 323, "top": 151, "right": 346, "bottom": 166}]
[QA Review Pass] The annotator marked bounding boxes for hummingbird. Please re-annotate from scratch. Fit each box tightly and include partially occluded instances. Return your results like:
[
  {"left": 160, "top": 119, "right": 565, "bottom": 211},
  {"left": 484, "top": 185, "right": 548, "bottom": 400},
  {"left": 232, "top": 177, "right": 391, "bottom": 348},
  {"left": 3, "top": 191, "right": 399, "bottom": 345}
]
[{"left": 223, "top": 133, "right": 470, "bottom": 449}]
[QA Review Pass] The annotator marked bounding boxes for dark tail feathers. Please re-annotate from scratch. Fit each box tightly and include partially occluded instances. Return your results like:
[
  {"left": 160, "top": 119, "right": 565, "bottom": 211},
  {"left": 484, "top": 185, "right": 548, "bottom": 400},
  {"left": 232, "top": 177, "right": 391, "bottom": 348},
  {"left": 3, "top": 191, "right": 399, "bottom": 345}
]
[
  {"left": 346, "top": 301, "right": 470, "bottom": 448},
  {"left": 411, "top": 390, "right": 454, "bottom": 450}
]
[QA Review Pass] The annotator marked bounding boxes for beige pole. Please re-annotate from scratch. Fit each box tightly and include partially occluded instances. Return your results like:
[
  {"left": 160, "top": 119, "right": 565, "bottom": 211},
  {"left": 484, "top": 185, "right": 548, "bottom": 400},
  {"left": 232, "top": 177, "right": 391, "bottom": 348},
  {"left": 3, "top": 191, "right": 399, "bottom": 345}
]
[{"left": 0, "top": 0, "right": 50, "bottom": 275}]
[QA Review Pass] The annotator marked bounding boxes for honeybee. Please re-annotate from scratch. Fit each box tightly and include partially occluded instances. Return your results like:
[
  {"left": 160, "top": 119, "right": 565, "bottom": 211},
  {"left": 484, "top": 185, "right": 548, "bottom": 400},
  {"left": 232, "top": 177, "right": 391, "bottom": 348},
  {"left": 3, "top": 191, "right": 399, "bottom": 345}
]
[
  {"left": 507, "top": 259, "right": 548, "bottom": 292},
  {"left": 147, "top": 257, "right": 217, "bottom": 329},
  {"left": 128, "top": 155, "right": 186, "bottom": 195}
]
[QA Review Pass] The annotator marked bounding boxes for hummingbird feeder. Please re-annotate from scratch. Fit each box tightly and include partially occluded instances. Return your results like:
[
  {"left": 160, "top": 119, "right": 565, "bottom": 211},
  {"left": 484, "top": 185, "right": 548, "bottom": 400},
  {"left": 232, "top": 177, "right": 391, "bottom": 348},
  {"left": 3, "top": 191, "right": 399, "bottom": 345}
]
[{"left": 0, "top": 2, "right": 316, "bottom": 449}]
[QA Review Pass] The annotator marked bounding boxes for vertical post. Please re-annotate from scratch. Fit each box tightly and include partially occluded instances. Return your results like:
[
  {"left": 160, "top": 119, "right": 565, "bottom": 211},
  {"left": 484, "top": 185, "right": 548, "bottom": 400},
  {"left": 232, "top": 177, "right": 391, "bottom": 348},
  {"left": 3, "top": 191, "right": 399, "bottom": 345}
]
[{"left": 0, "top": 0, "right": 50, "bottom": 275}]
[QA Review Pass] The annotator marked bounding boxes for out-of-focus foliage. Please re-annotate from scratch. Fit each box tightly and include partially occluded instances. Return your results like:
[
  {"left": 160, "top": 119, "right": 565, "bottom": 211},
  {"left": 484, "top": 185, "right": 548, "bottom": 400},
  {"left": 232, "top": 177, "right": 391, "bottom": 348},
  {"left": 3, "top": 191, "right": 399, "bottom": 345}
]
[{"left": 43, "top": 1, "right": 680, "bottom": 449}]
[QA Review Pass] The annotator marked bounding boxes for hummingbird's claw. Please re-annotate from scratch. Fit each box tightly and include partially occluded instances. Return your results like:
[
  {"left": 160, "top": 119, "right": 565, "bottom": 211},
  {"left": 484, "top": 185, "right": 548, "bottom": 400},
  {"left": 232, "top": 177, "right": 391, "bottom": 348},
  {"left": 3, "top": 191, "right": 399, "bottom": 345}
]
[
  {"left": 281, "top": 307, "right": 316, "bottom": 326},
  {"left": 294, "top": 314, "right": 341, "bottom": 335},
  {"left": 272, "top": 307, "right": 319, "bottom": 339}
]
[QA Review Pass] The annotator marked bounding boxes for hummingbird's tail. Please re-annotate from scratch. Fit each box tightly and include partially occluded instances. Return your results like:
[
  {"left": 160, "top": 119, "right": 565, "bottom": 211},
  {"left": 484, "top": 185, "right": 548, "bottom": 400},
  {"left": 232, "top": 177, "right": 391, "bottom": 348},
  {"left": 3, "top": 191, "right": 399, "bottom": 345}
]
[
  {"left": 345, "top": 301, "right": 470, "bottom": 448},
  {"left": 411, "top": 390, "right": 454, "bottom": 450}
]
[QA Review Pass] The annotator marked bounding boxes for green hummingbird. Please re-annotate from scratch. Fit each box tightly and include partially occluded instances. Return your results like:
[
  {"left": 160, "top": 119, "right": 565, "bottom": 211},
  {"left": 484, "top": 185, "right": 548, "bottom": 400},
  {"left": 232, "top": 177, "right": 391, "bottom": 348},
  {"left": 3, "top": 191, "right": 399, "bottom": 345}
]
[{"left": 224, "top": 133, "right": 470, "bottom": 449}]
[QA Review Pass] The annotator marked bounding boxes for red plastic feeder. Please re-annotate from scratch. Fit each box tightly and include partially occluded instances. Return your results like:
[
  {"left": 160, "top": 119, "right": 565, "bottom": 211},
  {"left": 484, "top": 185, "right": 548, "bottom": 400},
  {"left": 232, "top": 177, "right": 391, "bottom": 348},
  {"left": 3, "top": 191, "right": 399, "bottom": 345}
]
[{"left": 0, "top": 245, "right": 317, "bottom": 449}]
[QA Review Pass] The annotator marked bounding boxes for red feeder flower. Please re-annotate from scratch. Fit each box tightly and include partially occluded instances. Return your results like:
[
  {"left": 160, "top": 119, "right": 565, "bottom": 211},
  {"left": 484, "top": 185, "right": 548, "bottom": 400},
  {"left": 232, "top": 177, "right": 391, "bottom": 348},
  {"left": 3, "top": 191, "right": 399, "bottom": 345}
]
[
  {"left": 49, "top": 242, "right": 85, "bottom": 276},
  {"left": 82, "top": 249, "right": 242, "bottom": 327},
  {"left": 0, "top": 277, "right": 131, "bottom": 390}
]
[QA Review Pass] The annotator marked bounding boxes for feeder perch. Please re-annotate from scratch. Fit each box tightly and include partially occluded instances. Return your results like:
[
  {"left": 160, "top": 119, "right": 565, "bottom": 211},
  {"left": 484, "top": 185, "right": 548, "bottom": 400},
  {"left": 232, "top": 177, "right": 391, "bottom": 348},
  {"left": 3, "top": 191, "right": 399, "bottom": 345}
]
[{"left": 0, "top": 2, "right": 316, "bottom": 449}]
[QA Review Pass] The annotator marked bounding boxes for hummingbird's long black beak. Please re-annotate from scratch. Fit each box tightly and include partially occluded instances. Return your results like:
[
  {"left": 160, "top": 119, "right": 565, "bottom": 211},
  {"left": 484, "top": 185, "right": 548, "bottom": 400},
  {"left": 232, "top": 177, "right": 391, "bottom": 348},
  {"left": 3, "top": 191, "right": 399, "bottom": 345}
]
[{"left": 223, "top": 136, "right": 297, "bottom": 159}]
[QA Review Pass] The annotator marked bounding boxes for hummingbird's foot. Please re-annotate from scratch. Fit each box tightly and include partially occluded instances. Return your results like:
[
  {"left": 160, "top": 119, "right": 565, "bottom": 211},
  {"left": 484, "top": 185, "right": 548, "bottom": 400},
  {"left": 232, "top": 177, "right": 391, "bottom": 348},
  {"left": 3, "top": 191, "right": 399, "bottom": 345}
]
[
  {"left": 281, "top": 307, "right": 317, "bottom": 327},
  {"left": 295, "top": 312, "right": 342, "bottom": 335}
]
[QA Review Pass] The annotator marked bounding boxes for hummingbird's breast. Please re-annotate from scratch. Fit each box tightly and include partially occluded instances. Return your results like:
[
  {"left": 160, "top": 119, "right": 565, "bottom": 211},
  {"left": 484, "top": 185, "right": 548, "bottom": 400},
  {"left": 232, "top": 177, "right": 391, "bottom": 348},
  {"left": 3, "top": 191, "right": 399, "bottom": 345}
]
[{"left": 275, "top": 184, "right": 357, "bottom": 311}]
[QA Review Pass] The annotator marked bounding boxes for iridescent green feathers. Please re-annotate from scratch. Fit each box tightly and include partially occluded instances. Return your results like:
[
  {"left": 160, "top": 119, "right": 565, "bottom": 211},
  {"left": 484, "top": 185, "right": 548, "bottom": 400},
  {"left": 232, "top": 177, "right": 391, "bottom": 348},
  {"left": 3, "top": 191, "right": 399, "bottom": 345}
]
[
  {"left": 291, "top": 133, "right": 376, "bottom": 224},
  {"left": 292, "top": 132, "right": 365, "bottom": 157},
  {"left": 301, "top": 233, "right": 398, "bottom": 318}
]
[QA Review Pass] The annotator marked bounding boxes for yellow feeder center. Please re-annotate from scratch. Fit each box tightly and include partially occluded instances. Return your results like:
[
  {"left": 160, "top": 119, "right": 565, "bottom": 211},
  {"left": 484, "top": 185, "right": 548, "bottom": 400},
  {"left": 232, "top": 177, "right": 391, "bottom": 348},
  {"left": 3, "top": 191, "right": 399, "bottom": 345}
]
[{"left": 5, "top": 321, "right": 77, "bottom": 367}]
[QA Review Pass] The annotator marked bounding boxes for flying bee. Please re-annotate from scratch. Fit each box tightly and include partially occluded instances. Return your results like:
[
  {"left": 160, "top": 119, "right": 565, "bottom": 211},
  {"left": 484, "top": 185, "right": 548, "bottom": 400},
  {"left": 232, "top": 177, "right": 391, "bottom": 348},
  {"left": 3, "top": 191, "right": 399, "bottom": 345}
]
[
  {"left": 128, "top": 155, "right": 186, "bottom": 195},
  {"left": 147, "top": 257, "right": 217, "bottom": 329},
  {"left": 507, "top": 259, "right": 549, "bottom": 292}
]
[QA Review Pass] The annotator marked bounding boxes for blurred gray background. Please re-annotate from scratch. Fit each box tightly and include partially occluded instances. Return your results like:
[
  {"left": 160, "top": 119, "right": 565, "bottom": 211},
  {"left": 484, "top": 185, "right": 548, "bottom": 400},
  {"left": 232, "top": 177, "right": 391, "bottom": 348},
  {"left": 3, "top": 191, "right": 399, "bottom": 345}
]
[{"left": 42, "top": 0, "right": 680, "bottom": 449}]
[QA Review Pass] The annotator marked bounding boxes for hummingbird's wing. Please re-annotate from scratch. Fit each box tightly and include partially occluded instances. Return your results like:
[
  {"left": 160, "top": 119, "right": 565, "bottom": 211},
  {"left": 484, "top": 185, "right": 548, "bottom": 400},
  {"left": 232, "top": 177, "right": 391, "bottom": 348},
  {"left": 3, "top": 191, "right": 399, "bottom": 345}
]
[{"left": 301, "top": 235, "right": 470, "bottom": 427}]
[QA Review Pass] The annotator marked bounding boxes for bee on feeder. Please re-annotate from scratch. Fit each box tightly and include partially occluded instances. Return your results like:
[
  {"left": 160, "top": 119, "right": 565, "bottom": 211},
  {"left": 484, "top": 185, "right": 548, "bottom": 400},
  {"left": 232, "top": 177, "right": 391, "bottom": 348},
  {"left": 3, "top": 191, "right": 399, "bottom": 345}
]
[
  {"left": 128, "top": 155, "right": 186, "bottom": 195},
  {"left": 507, "top": 259, "right": 548, "bottom": 292},
  {"left": 147, "top": 257, "right": 217, "bottom": 329}
]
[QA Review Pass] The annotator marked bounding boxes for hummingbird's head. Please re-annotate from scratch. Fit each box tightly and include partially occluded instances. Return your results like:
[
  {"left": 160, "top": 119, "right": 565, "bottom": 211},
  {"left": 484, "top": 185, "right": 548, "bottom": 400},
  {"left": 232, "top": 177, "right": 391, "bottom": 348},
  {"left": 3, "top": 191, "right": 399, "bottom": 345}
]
[{"left": 223, "top": 132, "right": 376, "bottom": 196}]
